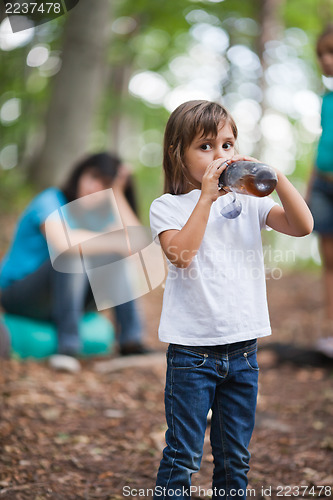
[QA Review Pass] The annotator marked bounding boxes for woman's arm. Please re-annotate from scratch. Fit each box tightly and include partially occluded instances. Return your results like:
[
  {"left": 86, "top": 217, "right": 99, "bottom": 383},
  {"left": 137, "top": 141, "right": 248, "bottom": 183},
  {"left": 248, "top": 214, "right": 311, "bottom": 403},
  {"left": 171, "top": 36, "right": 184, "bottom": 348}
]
[
  {"left": 42, "top": 166, "right": 144, "bottom": 257},
  {"left": 41, "top": 222, "right": 131, "bottom": 256},
  {"left": 113, "top": 189, "right": 142, "bottom": 228},
  {"left": 266, "top": 169, "right": 314, "bottom": 236},
  {"left": 112, "top": 165, "right": 142, "bottom": 228}
]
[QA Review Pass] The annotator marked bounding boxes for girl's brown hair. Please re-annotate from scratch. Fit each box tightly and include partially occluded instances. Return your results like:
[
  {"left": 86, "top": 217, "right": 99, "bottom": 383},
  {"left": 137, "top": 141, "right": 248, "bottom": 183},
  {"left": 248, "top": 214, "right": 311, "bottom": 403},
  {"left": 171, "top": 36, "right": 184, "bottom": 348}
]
[{"left": 163, "top": 100, "right": 238, "bottom": 195}]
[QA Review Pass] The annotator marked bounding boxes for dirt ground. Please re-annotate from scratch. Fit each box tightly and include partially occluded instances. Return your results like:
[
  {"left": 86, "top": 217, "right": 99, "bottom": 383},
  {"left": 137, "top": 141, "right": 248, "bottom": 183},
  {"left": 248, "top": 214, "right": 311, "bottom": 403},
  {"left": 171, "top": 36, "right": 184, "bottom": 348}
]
[{"left": 1, "top": 271, "right": 333, "bottom": 500}]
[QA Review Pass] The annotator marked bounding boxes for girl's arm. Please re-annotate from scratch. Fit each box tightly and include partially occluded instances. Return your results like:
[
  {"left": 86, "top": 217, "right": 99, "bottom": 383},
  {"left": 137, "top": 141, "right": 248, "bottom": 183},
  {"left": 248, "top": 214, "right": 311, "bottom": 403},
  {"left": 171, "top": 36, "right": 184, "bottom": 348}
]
[
  {"left": 159, "top": 159, "right": 225, "bottom": 268},
  {"left": 159, "top": 197, "right": 211, "bottom": 268},
  {"left": 266, "top": 169, "right": 314, "bottom": 236}
]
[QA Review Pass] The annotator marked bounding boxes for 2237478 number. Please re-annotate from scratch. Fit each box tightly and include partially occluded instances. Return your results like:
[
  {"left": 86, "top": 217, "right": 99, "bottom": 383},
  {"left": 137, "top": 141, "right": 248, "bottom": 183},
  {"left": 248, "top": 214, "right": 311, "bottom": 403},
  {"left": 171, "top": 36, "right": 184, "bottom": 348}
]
[
  {"left": 5, "top": 2, "right": 62, "bottom": 14},
  {"left": 277, "top": 485, "right": 332, "bottom": 497}
]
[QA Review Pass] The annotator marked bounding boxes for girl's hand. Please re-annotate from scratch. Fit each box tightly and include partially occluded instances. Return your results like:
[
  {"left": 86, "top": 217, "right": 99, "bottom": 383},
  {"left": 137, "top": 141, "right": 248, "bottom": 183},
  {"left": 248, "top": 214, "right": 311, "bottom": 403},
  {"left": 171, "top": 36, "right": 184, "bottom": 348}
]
[
  {"left": 227, "top": 154, "right": 261, "bottom": 164},
  {"left": 200, "top": 155, "right": 261, "bottom": 204},
  {"left": 200, "top": 159, "right": 230, "bottom": 203}
]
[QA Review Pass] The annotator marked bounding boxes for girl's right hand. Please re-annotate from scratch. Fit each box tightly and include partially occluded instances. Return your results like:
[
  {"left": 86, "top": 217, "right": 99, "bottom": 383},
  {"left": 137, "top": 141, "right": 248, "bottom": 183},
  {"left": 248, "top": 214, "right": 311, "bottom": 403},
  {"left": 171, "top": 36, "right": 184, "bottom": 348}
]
[{"left": 200, "top": 159, "right": 230, "bottom": 203}]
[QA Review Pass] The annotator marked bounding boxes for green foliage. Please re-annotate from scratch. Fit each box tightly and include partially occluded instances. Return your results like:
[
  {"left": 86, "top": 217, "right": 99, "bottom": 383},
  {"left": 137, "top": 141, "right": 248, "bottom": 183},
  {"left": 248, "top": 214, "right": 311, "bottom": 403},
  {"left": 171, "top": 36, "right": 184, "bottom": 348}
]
[
  {"left": 0, "top": 0, "right": 329, "bottom": 270},
  {"left": 1, "top": 0, "right": 324, "bottom": 184},
  {"left": 283, "top": 0, "right": 332, "bottom": 36},
  {"left": 0, "top": 169, "right": 36, "bottom": 214},
  {"left": 134, "top": 166, "right": 164, "bottom": 226},
  {"left": 0, "top": 16, "right": 65, "bottom": 175}
]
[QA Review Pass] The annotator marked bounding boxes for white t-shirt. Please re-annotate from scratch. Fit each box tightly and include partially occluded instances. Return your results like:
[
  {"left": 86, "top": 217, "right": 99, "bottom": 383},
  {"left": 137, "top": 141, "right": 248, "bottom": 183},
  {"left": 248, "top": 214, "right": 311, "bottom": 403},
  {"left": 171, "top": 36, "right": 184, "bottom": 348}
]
[{"left": 149, "top": 189, "right": 278, "bottom": 346}]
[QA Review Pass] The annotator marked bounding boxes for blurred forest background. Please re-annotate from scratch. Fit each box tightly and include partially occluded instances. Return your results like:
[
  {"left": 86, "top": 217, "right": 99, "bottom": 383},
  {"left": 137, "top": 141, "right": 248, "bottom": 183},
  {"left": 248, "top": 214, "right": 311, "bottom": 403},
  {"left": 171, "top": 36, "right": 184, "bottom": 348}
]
[
  {"left": 2, "top": 3, "right": 333, "bottom": 498},
  {"left": 0, "top": 0, "right": 332, "bottom": 267}
]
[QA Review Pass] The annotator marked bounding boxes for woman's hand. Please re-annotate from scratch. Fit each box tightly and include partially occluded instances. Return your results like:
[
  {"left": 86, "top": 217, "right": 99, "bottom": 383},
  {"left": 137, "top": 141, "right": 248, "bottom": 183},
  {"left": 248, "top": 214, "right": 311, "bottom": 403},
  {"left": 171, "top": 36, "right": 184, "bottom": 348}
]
[
  {"left": 110, "top": 165, "right": 142, "bottom": 228},
  {"left": 112, "top": 164, "right": 132, "bottom": 193}
]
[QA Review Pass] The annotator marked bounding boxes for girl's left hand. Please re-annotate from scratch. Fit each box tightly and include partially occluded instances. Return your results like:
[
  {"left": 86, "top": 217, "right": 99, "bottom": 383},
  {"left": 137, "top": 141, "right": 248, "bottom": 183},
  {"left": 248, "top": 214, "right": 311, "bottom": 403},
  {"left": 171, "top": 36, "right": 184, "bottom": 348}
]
[{"left": 225, "top": 154, "right": 261, "bottom": 165}]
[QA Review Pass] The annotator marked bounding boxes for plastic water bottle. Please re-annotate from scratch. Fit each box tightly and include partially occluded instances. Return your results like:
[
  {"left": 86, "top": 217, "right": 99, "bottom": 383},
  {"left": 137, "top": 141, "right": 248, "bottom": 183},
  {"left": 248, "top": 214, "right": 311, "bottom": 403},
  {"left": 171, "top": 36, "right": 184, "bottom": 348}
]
[{"left": 218, "top": 161, "right": 277, "bottom": 197}]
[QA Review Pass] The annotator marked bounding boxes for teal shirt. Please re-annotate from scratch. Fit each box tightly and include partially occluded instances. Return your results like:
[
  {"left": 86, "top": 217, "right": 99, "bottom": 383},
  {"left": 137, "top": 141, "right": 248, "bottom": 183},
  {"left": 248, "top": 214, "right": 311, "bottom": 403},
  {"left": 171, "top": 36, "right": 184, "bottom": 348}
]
[
  {"left": 317, "top": 92, "right": 333, "bottom": 173},
  {"left": 0, "top": 188, "right": 116, "bottom": 289},
  {"left": 0, "top": 188, "right": 67, "bottom": 289}
]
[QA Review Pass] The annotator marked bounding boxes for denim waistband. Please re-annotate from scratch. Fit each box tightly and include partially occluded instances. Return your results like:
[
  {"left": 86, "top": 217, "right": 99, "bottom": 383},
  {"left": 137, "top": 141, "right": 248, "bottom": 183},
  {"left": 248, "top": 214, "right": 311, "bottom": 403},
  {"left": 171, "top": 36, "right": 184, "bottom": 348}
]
[{"left": 169, "top": 339, "right": 257, "bottom": 359}]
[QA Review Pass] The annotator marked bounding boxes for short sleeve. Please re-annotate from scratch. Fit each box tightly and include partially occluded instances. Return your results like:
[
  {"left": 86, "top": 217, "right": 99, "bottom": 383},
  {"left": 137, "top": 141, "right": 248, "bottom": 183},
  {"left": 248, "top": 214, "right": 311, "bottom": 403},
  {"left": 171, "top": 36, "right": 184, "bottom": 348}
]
[
  {"left": 149, "top": 195, "right": 183, "bottom": 242},
  {"left": 33, "top": 188, "right": 66, "bottom": 226},
  {"left": 258, "top": 196, "right": 279, "bottom": 230}
]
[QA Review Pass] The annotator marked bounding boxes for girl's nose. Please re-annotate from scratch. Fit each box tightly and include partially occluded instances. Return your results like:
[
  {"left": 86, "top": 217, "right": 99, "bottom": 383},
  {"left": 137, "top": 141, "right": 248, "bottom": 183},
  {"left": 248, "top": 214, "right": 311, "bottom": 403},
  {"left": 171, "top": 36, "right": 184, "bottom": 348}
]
[{"left": 214, "top": 150, "right": 227, "bottom": 161}]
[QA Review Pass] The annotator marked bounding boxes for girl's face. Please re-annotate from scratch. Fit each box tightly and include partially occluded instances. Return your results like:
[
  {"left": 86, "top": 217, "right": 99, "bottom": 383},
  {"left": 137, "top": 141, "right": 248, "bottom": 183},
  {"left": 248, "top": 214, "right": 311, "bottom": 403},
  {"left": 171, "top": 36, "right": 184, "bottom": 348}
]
[
  {"left": 183, "top": 121, "right": 236, "bottom": 189},
  {"left": 318, "top": 35, "right": 333, "bottom": 76}
]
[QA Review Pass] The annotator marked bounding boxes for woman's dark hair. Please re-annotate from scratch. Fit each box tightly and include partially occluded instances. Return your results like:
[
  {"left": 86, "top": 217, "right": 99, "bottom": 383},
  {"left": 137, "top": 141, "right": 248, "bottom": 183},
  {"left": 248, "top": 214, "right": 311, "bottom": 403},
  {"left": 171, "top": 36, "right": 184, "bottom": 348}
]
[{"left": 61, "top": 152, "right": 138, "bottom": 214}]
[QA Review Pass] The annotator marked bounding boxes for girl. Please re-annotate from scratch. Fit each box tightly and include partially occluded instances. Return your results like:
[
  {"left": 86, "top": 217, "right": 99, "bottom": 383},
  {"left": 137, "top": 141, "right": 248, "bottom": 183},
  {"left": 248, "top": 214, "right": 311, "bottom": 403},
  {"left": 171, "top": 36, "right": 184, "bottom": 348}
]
[
  {"left": 307, "top": 25, "right": 333, "bottom": 354},
  {"left": 149, "top": 100, "right": 313, "bottom": 500},
  {"left": 0, "top": 152, "right": 148, "bottom": 358}
]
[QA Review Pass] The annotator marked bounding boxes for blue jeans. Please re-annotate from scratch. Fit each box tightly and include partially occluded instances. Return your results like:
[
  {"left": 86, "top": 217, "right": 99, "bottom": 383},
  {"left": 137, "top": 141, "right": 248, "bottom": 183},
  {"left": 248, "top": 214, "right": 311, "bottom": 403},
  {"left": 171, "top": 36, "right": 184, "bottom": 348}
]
[
  {"left": 0, "top": 258, "right": 142, "bottom": 355},
  {"left": 154, "top": 340, "right": 259, "bottom": 500}
]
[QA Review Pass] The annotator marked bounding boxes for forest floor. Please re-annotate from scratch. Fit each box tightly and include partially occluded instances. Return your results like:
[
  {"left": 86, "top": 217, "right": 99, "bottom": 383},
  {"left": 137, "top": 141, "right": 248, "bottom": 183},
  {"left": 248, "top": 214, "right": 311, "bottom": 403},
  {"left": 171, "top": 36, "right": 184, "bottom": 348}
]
[{"left": 1, "top": 271, "right": 333, "bottom": 500}]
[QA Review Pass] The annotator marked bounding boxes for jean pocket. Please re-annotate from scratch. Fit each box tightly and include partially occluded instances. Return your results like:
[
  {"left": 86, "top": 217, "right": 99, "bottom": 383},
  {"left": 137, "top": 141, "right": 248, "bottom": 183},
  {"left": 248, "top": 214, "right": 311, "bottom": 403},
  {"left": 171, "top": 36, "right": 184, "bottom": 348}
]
[
  {"left": 243, "top": 350, "right": 259, "bottom": 371},
  {"left": 169, "top": 348, "right": 208, "bottom": 370}
]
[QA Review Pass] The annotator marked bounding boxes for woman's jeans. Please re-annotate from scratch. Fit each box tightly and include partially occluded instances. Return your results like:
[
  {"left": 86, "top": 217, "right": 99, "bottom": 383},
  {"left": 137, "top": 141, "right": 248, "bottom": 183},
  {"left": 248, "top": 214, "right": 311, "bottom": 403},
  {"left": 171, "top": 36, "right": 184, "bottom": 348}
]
[
  {"left": 154, "top": 340, "right": 259, "bottom": 500},
  {"left": 0, "top": 257, "right": 142, "bottom": 355}
]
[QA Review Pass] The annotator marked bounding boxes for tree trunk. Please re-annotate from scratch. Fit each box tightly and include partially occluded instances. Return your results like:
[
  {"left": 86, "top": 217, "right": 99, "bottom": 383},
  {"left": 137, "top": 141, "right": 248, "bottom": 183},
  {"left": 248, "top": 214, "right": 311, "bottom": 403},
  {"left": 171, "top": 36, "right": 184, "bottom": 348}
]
[
  {"left": 257, "top": 0, "right": 283, "bottom": 62},
  {"left": 30, "top": 0, "right": 111, "bottom": 187},
  {"left": 106, "top": 63, "right": 138, "bottom": 155},
  {"left": 256, "top": 0, "right": 284, "bottom": 157}
]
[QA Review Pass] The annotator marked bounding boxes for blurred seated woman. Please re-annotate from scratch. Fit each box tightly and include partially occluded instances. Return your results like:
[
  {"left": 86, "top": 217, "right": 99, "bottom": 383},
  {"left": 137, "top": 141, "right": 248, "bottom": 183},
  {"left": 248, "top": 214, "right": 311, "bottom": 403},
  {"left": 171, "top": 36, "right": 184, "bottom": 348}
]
[{"left": 0, "top": 152, "right": 150, "bottom": 357}]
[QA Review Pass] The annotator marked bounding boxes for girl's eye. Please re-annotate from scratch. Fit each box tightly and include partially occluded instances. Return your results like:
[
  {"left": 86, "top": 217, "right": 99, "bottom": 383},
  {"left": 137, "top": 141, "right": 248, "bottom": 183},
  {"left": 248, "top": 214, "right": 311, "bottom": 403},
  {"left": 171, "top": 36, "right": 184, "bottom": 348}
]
[
  {"left": 223, "top": 142, "right": 233, "bottom": 150},
  {"left": 200, "top": 144, "right": 212, "bottom": 151}
]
